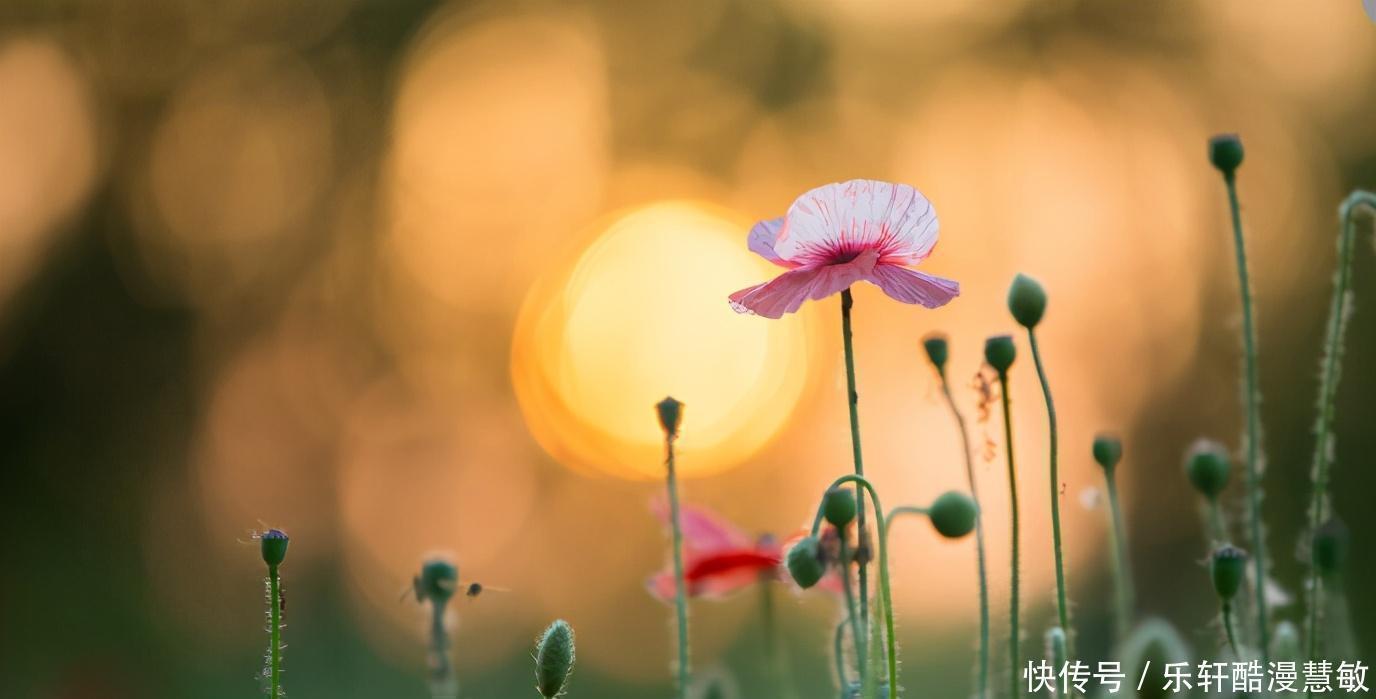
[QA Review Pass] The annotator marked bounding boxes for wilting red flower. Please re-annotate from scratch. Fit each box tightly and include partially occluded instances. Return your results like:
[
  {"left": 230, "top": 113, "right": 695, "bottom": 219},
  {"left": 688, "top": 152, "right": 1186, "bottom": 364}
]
[
  {"left": 729, "top": 179, "right": 958, "bottom": 318},
  {"left": 648, "top": 501, "right": 784, "bottom": 601}
]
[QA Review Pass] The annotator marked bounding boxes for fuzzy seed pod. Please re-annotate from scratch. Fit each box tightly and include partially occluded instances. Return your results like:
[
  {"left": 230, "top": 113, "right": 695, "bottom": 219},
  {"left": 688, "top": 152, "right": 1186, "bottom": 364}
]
[
  {"left": 656, "top": 396, "right": 683, "bottom": 438},
  {"left": 1208, "top": 134, "right": 1245, "bottom": 176},
  {"left": 1007, "top": 274, "right": 1047, "bottom": 329},
  {"left": 416, "top": 558, "right": 459, "bottom": 604},
  {"left": 922, "top": 334, "right": 949, "bottom": 372},
  {"left": 984, "top": 335, "right": 1016, "bottom": 374},
  {"left": 929, "top": 491, "right": 978, "bottom": 539},
  {"left": 260, "top": 529, "right": 289, "bottom": 567},
  {"left": 786, "top": 536, "right": 825, "bottom": 589},
  {"left": 1092, "top": 433, "right": 1123, "bottom": 471},
  {"left": 535, "top": 619, "right": 575, "bottom": 698},
  {"left": 1211, "top": 545, "right": 1247, "bottom": 601},
  {"left": 1185, "top": 440, "right": 1231, "bottom": 501},
  {"left": 823, "top": 488, "right": 857, "bottom": 529},
  {"left": 1312, "top": 518, "right": 1349, "bottom": 577}
]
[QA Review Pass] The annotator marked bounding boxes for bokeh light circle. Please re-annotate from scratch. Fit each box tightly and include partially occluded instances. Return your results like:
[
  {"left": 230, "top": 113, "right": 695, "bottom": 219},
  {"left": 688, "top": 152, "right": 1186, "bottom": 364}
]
[{"left": 512, "top": 201, "right": 815, "bottom": 480}]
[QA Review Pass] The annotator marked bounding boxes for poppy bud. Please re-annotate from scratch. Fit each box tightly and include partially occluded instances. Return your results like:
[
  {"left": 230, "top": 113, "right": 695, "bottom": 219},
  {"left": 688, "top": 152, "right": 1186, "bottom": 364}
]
[
  {"left": 417, "top": 558, "right": 459, "bottom": 604},
  {"left": 1208, "top": 134, "right": 1244, "bottom": 177},
  {"left": 1211, "top": 545, "right": 1247, "bottom": 601},
  {"left": 260, "top": 529, "right": 289, "bottom": 567},
  {"left": 786, "top": 536, "right": 826, "bottom": 589},
  {"left": 823, "top": 488, "right": 857, "bottom": 529},
  {"left": 922, "top": 334, "right": 949, "bottom": 373},
  {"left": 1092, "top": 433, "right": 1123, "bottom": 472},
  {"left": 929, "top": 491, "right": 978, "bottom": 539},
  {"left": 984, "top": 335, "right": 1016, "bottom": 374},
  {"left": 656, "top": 397, "right": 683, "bottom": 438},
  {"left": 535, "top": 619, "right": 576, "bottom": 698},
  {"left": 1313, "top": 518, "right": 1349, "bottom": 577},
  {"left": 1007, "top": 274, "right": 1047, "bottom": 329},
  {"left": 1185, "top": 439, "right": 1231, "bottom": 501}
]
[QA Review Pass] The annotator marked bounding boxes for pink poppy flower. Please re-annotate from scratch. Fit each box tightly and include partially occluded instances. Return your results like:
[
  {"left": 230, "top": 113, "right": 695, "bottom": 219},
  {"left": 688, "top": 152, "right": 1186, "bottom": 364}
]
[
  {"left": 729, "top": 179, "right": 959, "bottom": 318},
  {"left": 648, "top": 501, "right": 783, "bottom": 601}
]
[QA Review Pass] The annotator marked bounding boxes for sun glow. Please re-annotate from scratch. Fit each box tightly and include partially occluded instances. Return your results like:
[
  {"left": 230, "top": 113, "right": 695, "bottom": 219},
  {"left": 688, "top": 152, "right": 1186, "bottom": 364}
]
[{"left": 512, "top": 201, "right": 815, "bottom": 480}]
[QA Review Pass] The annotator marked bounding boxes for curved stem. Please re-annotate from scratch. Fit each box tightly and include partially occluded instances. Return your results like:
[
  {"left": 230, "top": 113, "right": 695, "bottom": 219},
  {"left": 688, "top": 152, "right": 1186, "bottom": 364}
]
[
  {"left": 838, "top": 535, "right": 866, "bottom": 682},
  {"left": 1304, "top": 191, "right": 1376, "bottom": 684},
  {"left": 1223, "top": 602, "right": 1240, "bottom": 658},
  {"left": 268, "top": 564, "right": 282, "bottom": 698},
  {"left": 840, "top": 289, "right": 871, "bottom": 656},
  {"left": 1028, "top": 329, "right": 1072, "bottom": 657},
  {"left": 1103, "top": 469, "right": 1134, "bottom": 645},
  {"left": 811, "top": 475, "right": 896, "bottom": 697},
  {"left": 664, "top": 434, "right": 690, "bottom": 698},
  {"left": 997, "top": 370, "right": 1021, "bottom": 699},
  {"left": 938, "top": 368, "right": 991, "bottom": 699},
  {"left": 1221, "top": 171, "right": 1269, "bottom": 660}
]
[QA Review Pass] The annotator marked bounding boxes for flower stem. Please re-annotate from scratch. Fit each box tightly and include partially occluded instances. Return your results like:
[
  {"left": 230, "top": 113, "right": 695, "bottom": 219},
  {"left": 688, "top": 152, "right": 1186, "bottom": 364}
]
[
  {"left": 834, "top": 620, "right": 851, "bottom": 692},
  {"left": 1304, "top": 190, "right": 1376, "bottom": 681},
  {"left": 268, "top": 564, "right": 282, "bottom": 698},
  {"left": 759, "top": 580, "right": 794, "bottom": 699},
  {"left": 1027, "top": 329, "right": 1072, "bottom": 658},
  {"left": 1221, "top": 170, "right": 1269, "bottom": 661},
  {"left": 428, "top": 600, "right": 457, "bottom": 699},
  {"left": 1222, "top": 602, "right": 1240, "bottom": 658},
  {"left": 840, "top": 289, "right": 871, "bottom": 656},
  {"left": 936, "top": 367, "right": 991, "bottom": 699},
  {"left": 1206, "top": 500, "right": 1228, "bottom": 545},
  {"left": 1103, "top": 466, "right": 1135, "bottom": 645},
  {"left": 664, "top": 432, "right": 690, "bottom": 699},
  {"left": 811, "top": 475, "right": 896, "bottom": 697},
  {"left": 996, "top": 369, "right": 1021, "bottom": 699},
  {"left": 838, "top": 535, "right": 867, "bottom": 685}
]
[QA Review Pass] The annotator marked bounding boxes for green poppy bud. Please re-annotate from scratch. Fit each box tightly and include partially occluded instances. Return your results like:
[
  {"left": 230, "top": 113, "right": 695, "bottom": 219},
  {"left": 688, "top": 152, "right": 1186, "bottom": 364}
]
[
  {"left": 1185, "top": 439, "right": 1231, "bottom": 501},
  {"left": 416, "top": 558, "right": 459, "bottom": 604},
  {"left": 260, "top": 529, "right": 289, "bottom": 567},
  {"left": 1007, "top": 274, "right": 1047, "bottom": 329},
  {"left": 1208, "top": 134, "right": 1244, "bottom": 177},
  {"left": 656, "top": 396, "right": 683, "bottom": 438},
  {"left": 1211, "top": 545, "right": 1247, "bottom": 601},
  {"left": 929, "top": 491, "right": 977, "bottom": 539},
  {"left": 823, "top": 488, "right": 857, "bottom": 529},
  {"left": 1313, "top": 518, "right": 1348, "bottom": 577},
  {"left": 922, "top": 334, "right": 949, "bottom": 373},
  {"left": 1092, "top": 433, "right": 1123, "bottom": 471},
  {"left": 535, "top": 619, "right": 576, "bottom": 698},
  {"left": 984, "top": 335, "right": 1016, "bottom": 374},
  {"left": 786, "top": 536, "right": 826, "bottom": 589}
]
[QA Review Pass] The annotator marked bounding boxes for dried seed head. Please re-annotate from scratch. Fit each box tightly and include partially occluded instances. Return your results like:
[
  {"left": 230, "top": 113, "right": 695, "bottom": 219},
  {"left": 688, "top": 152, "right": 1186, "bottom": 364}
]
[
  {"left": 929, "top": 491, "right": 978, "bottom": 539},
  {"left": 1211, "top": 545, "right": 1247, "bottom": 601},
  {"left": 1312, "top": 517, "right": 1349, "bottom": 577},
  {"left": 260, "top": 529, "right": 289, "bottom": 567},
  {"left": 922, "top": 334, "right": 949, "bottom": 373},
  {"left": 535, "top": 619, "right": 575, "bottom": 698},
  {"left": 823, "top": 488, "right": 857, "bottom": 529},
  {"left": 1185, "top": 439, "right": 1231, "bottom": 501},
  {"left": 416, "top": 558, "right": 459, "bottom": 604},
  {"left": 983, "top": 335, "right": 1016, "bottom": 374},
  {"left": 1007, "top": 274, "right": 1047, "bottom": 329},
  {"left": 1208, "top": 134, "right": 1245, "bottom": 176},
  {"left": 656, "top": 396, "right": 684, "bottom": 438},
  {"left": 1092, "top": 433, "right": 1123, "bottom": 472},
  {"left": 786, "top": 536, "right": 826, "bottom": 589}
]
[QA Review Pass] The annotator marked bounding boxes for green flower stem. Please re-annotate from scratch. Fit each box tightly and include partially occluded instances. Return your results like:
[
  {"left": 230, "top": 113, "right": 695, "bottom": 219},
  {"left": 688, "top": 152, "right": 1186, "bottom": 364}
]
[
  {"left": 1304, "top": 191, "right": 1376, "bottom": 680},
  {"left": 1222, "top": 602, "right": 1241, "bottom": 658},
  {"left": 759, "top": 580, "right": 794, "bottom": 699},
  {"left": 935, "top": 366, "right": 991, "bottom": 699},
  {"left": 268, "top": 564, "right": 282, "bottom": 698},
  {"left": 838, "top": 535, "right": 867, "bottom": 683},
  {"left": 1221, "top": 170, "right": 1269, "bottom": 660},
  {"left": 1206, "top": 500, "right": 1227, "bottom": 545},
  {"left": 840, "top": 289, "right": 871, "bottom": 653},
  {"left": 664, "top": 431, "right": 690, "bottom": 699},
  {"left": 834, "top": 621, "right": 851, "bottom": 692},
  {"left": 1027, "top": 329, "right": 1072, "bottom": 658},
  {"left": 811, "top": 475, "right": 896, "bottom": 697},
  {"left": 428, "top": 600, "right": 456, "bottom": 698},
  {"left": 1102, "top": 465, "right": 1134, "bottom": 644},
  {"left": 995, "top": 369, "right": 1021, "bottom": 699}
]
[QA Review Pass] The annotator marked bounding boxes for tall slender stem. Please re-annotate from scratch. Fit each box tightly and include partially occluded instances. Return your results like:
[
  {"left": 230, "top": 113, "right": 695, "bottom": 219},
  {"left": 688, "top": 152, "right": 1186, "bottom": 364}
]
[
  {"left": 996, "top": 371, "right": 1021, "bottom": 699},
  {"left": 1027, "top": 330, "right": 1072, "bottom": 657},
  {"left": 1304, "top": 191, "right": 1376, "bottom": 683},
  {"left": 1207, "top": 500, "right": 1227, "bottom": 545},
  {"left": 937, "top": 369, "right": 990, "bottom": 698},
  {"left": 834, "top": 621, "right": 851, "bottom": 692},
  {"left": 1223, "top": 603, "right": 1241, "bottom": 658},
  {"left": 760, "top": 580, "right": 794, "bottom": 699},
  {"left": 427, "top": 600, "right": 457, "bottom": 699},
  {"left": 1103, "top": 469, "right": 1134, "bottom": 645},
  {"left": 268, "top": 564, "right": 282, "bottom": 698},
  {"left": 838, "top": 536, "right": 866, "bottom": 685},
  {"left": 1222, "top": 172, "right": 1269, "bottom": 660},
  {"left": 839, "top": 289, "right": 871, "bottom": 660},
  {"left": 665, "top": 434, "right": 690, "bottom": 698}
]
